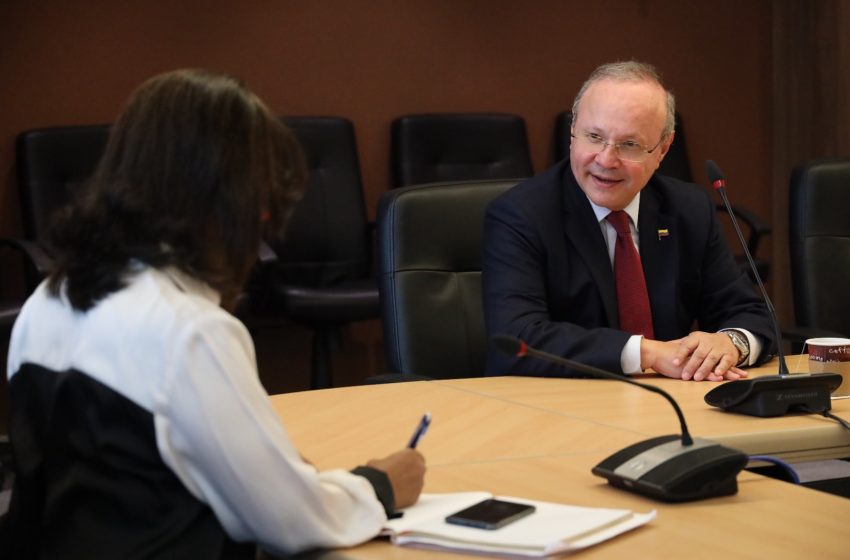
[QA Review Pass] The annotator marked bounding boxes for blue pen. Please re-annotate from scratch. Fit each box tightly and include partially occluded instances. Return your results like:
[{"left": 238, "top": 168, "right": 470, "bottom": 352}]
[{"left": 407, "top": 412, "right": 432, "bottom": 448}]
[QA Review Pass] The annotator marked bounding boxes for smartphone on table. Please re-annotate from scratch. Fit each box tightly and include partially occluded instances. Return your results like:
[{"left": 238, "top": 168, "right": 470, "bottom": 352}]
[{"left": 445, "top": 498, "right": 536, "bottom": 530}]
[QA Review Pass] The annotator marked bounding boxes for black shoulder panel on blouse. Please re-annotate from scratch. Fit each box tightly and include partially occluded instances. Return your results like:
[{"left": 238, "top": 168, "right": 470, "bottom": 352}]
[{"left": 3, "top": 364, "right": 255, "bottom": 560}]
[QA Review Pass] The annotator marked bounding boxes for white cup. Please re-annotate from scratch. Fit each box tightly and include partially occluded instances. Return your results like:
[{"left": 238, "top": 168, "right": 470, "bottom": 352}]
[{"left": 806, "top": 337, "right": 850, "bottom": 398}]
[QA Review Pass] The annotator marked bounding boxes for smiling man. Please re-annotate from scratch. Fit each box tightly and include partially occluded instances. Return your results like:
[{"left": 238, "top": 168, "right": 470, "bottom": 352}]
[{"left": 483, "top": 61, "right": 774, "bottom": 381}]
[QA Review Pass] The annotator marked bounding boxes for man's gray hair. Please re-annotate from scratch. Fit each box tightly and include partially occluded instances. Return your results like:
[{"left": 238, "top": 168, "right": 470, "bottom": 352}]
[{"left": 571, "top": 61, "right": 676, "bottom": 139}]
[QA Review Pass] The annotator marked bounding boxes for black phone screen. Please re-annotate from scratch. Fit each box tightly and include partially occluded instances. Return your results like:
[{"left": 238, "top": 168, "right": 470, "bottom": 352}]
[{"left": 444, "top": 498, "right": 536, "bottom": 530}]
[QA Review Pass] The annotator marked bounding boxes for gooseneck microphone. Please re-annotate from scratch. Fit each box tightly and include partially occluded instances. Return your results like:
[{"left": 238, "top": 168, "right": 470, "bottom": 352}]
[
  {"left": 707, "top": 160, "right": 788, "bottom": 375},
  {"left": 703, "top": 160, "right": 842, "bottom": 416},
  {"left": 493, "top": 334, "right": 748, "bottom": 502}
]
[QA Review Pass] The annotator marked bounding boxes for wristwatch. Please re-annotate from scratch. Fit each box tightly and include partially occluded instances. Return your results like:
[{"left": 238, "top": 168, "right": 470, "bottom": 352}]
[{"left": 722, "top": 330, "right": 750, "bottom": 366}]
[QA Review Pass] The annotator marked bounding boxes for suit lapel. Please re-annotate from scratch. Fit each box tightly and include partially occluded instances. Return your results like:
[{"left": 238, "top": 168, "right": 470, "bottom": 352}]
[
  {"left": 561, "top": 174, "right": 619, "bottom": 326},
  {"left": 638, "top": 184, "right": 677, "bottom": 338}
]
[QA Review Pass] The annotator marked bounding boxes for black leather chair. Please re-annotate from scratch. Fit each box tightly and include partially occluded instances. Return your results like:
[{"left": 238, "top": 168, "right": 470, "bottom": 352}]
[
  {"left": 0, "top": 252, "right": 23, "bottom": 333},
  {"left": 13, "top": 125, "right": 111, "bottom": 290},
  {"left": 391, "top": 113, "right": 533, "bottom": 188},
  {"left": 252, "top": 117, "right": 379, "bottom": 389},
  {"left": 377, "top": 179, "right": 519, "bottom": 377},
  {"left": 554, "top": 111, "right": 771, "bottom": 282},
  {"left": 13, "top": 120, "right": 375, "bottom": 390},
  {"left": 785, "top": 158, "right": 850, "bottom": 348},
  {"left": 0, "top": 270, "right": 23, "bottom": 335}
]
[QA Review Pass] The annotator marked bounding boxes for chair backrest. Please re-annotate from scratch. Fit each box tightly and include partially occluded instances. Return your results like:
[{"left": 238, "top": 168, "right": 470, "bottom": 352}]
[
  {"left": 16, "top": 125, "right": 111, "bottom": 246},
  {"left": 789, "top": 158, "right": 850, "bottom": 336},
  {"left": 391, "top": 113, "right": 533, "bottom": 188},
  {"left": 553, "top": 111, "right": 693, "bottom": 181},
  {"left": 274, "top": 117, "right": 371, "bottom": 286},
  {"left": 378, "top": 179, "right": 519, "bottom": 377}
]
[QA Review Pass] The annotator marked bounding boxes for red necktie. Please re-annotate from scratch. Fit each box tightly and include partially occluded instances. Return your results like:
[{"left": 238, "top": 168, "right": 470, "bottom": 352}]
[{"left": 606, "top": 211, "right": 654, "bottom": 339}]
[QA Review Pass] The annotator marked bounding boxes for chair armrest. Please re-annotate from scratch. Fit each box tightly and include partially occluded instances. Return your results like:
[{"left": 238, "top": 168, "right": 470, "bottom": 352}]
[
  {"left": 238, "top": 241, "right": 280, "bottom": 320},
  {"left": 257, "top": 240, "right": 278, "bottom": 265},
  {"left": 716, "top": 204, "right": 772, "bottom": 255},
  {"left": 0, "top": 237, "right": 54, "bottom": 279}
]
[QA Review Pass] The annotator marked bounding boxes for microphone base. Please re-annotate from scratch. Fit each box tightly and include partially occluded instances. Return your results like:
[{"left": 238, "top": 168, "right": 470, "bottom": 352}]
[
  {"left": 592, "top": 435, "right": 747, "bottom": 502},
  {"left": 704, "top": 373, "right": 843, "bottom": 417}
]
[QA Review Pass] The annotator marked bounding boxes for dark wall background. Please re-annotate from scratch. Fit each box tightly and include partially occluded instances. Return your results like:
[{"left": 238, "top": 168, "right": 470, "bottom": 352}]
[
  {"left": 0, "top": 1, "right": 773, "bottom": 237},
  {"left": 9, "top": 1, "right": 848, "bottom": 402}
]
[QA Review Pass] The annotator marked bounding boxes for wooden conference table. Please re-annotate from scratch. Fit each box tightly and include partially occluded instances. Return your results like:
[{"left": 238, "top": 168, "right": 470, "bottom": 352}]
[{"left": 270, "top": 360, "right": 850, "bottom": 559}]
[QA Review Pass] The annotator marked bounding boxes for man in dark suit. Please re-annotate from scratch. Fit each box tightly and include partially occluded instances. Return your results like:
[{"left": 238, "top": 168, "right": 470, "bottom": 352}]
[{"left": 483, "top": 61, "right": 774, "bottom": 380}]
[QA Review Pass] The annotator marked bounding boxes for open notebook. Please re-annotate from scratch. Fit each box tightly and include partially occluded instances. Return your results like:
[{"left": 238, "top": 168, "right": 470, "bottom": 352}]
[{"left": 382, "top": 492, "right": 655, "bottom": 557}]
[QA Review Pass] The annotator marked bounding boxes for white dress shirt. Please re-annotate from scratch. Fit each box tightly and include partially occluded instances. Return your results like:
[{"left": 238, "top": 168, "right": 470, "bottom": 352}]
[{"left": 8, "top": 266, "right": 387, "bottom": 554}]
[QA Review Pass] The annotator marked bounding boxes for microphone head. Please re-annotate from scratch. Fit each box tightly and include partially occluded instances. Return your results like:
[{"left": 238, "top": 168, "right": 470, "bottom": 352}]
[
  {"left": 705, "top": 160, "right": 726, "bottom": 190},
  {"left": 491, "top": 334, "right": 526, "bottom": 357}
]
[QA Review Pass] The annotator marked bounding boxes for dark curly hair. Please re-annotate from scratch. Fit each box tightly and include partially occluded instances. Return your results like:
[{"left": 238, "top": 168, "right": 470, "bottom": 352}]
[{"left": 47, "top": 69, "right": 305, "bottom": 311}]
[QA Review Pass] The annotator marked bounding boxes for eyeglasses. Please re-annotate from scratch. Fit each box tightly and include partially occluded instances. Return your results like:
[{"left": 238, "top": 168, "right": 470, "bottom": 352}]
[{"left": 570, "top": 131, "right": 665, "bottom": 163}]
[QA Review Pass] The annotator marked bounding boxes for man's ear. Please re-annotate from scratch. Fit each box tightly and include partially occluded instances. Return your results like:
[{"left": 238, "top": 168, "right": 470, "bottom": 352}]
[
  {"left": 650, "top": 132, "right": 675, "bottom": 173},
  {"left": 658, "top": 131, "right": 675, "bottom": 159}
]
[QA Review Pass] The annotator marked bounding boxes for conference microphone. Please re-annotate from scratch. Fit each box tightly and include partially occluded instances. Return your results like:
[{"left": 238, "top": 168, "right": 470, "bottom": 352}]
[
  {"left": 492, "top": 334, "right": 748, "bottom": 503},
  {"left": 703, "top": 160, "right": 842, "bottom": 417}
]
